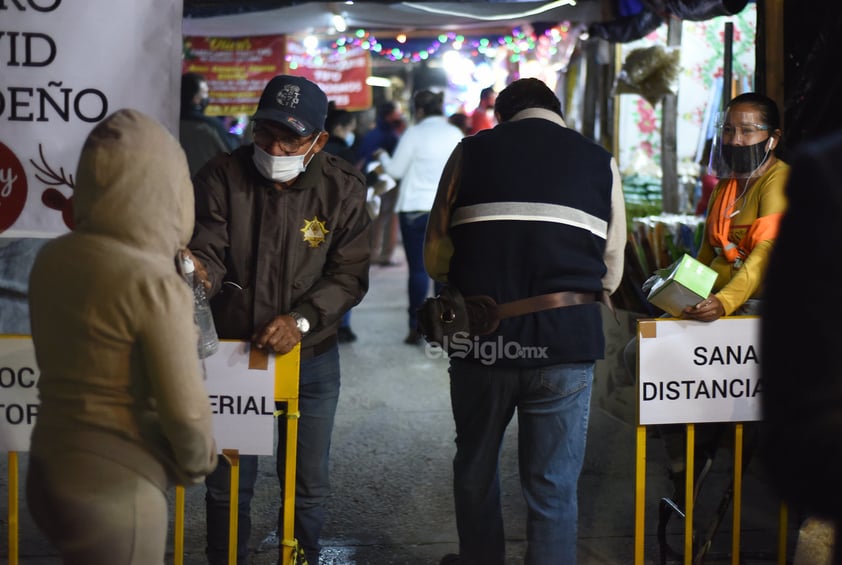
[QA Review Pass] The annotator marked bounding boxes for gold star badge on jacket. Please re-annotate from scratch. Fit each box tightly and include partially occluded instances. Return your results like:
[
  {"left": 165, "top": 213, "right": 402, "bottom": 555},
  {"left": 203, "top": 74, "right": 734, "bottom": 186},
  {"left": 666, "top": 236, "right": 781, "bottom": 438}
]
[{"left": 300, "top": 216, "right": 329, "bottom": 247}]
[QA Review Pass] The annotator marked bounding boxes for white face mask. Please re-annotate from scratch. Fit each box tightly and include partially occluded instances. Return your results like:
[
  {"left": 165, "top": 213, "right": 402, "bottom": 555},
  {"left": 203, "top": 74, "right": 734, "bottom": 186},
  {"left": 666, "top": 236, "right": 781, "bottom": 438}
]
[
  {"left": 252, "top": 136, "right": 320, "bottom": 183},
  {"left": 344, "top": 131, "right": 355, "bottom": 147}
]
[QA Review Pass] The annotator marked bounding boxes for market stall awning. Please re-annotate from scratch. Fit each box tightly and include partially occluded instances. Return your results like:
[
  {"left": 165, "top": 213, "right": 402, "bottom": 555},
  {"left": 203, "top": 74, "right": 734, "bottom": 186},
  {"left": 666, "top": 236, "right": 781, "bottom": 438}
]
[{"left": 182, "top": 1, "right": 604, "bottom": 36}]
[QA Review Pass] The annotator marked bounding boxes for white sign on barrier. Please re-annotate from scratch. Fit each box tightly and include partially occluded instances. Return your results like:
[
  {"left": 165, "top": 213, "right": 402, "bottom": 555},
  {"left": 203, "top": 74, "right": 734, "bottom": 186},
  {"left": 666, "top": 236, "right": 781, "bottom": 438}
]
[
  {"left": 0, "top": 338, "right": 276, "bottom": 456},
  {"left": 204, "top": 341, "right": 276, "bottom": 455},
  {"left": 0, "top": 336, "right": 40, "bottom": 452},
  {"left": 638, "top": 317, "right": 761, "bottom": 425}
]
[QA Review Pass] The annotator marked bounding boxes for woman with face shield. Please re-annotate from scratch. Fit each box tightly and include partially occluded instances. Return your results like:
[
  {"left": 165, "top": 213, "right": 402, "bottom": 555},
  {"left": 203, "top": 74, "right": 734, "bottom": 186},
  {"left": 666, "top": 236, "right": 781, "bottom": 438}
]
[
  {"left": 650, "top": 93, "right": 790, "bottom": 532},
  {"left": 685, "top": 92, "right": 790, "bottom": 321}
]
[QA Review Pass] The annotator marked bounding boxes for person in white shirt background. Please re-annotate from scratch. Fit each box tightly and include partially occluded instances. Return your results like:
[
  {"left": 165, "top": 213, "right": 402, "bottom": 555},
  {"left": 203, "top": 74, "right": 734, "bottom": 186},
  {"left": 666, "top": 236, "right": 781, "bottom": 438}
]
[{"left": 375, "top": 89, "right": 464, "bottom": 345}]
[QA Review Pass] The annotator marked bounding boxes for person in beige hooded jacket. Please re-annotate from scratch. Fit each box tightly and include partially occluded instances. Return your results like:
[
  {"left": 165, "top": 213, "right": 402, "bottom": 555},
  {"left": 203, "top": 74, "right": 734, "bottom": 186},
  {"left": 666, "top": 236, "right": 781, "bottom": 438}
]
[{"left": 26, "top": 109, "right": 218, "bottom": 564}]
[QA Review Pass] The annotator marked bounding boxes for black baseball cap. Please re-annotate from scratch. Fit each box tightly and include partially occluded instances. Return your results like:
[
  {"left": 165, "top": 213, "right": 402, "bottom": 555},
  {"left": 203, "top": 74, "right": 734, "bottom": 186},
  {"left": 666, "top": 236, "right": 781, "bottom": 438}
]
[{"left": 253, "top": 75, "right": 328, "bottom": 136}]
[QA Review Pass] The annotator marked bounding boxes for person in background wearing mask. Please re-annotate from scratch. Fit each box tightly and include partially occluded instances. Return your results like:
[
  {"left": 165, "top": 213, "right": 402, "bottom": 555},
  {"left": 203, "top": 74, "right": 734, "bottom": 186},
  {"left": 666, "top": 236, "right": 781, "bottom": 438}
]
[
  {"left": 323, "top": 102, "right": 358, "bottom": 164},
  {"left": 688, "top": 92, "right": 788, "bottom": 318},
  {"left": 187, "top": 75, "right": 372, "bottom": 565},
  {"left": 356, "top": 100, "right": 404, "bottom": 170},
  {"left": 179, "top": 72, "right": 240, "bottom": 176},
  {"left": 323, "top": 103, "right": 361, "bottom": 343},
  {"left": 375, "top": 89, "right": 464, "bottom": 345},
  {"left": 357, "top": 101, "right": 406, "bottom": 266},
  {"left": 469, "top": 86, "right": 497, "bottom": 135}
]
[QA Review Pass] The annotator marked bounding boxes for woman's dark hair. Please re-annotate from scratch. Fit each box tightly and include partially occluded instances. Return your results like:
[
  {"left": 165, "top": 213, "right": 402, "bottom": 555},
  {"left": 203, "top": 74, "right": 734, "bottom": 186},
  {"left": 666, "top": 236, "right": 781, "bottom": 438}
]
[
  {"left": 494, "top": 78, "right": 563, "bottom": 122},
  {"left": 448, "top": 112, "right": 470, "bottom": 135},
  {"left": 325, "top": 105, "right": 355, "bottom": 133},
  {"left": 479, "top": 86, "right": 496, "bottom": 104},
  {"left": 727, "top": 92, "right": 782, "bottom": 130},
  {"left": 180, "top": 72, "right": 205, "bottom": 114},
  {"left": 376, "top": 101, "right": 398, "bottom": 122},
  {"left": 413, "top": 90, "right": 445, "bottom": 117}
]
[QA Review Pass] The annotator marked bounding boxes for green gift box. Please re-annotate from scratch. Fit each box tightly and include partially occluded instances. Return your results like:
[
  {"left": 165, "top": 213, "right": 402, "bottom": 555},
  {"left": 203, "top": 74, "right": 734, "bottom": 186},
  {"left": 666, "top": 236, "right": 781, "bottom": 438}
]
[{"left": 647, "top": 254, "right": 718, "bottom": 317}]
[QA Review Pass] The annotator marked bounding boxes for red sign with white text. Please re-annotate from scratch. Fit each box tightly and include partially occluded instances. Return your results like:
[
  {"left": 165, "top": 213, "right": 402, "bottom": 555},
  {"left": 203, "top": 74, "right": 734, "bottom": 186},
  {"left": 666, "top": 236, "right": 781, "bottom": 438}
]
[
  {"left": 183, "top": 35, "right": 286, "bottom": 117},
  {"left": 286, "top": 43, "right": 372, "bottom": 111}
]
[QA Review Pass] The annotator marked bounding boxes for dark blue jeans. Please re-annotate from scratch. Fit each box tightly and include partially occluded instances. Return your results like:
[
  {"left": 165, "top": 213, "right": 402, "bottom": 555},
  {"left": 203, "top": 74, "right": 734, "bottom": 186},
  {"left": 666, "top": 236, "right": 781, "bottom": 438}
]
[
  {"left": 449, "top": 358, "right": 594, "bottom": 565},
  {"left": 398, "top": 211, "right": 440, "bottom": 331},
  {"left": 205, "top": 346, "right": 341, "bottom": 565}
]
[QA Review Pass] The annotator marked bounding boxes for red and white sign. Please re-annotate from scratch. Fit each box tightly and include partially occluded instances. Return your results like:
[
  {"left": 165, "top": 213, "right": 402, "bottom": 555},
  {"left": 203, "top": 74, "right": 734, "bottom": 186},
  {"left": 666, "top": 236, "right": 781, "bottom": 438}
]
[
  {"left": 286, "top": 42, "right": 372, "bottom": 111},
  {"left": 183, "top": 35, "right": 286, "bottom": 118},
  {"left": 0, "top": 0, "right": 183, "bottom": 237}
]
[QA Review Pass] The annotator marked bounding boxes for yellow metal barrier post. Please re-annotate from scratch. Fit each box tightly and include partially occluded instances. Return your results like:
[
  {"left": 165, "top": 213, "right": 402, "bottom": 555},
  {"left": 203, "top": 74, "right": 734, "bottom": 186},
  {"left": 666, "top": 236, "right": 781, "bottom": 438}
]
[
  {"left": 778, "top": 504, "right": 788, "bottom": 565},
  {"left": 731, "top": 423, "right": 744, "bottom": 564},
  {"left": 7, "top": 451, "right": 19, "bottom": 565},
  {"left": 275, "top": 344, "right": 302, "bottom": 565},
  {"left": 174, "top": 485, "right": 185, "bottom": 565},
  {"left": 633, "top": 426, "right": 646, "bottom": 565},
  {"left": 221, "top": 449, "right": 241, "bottom": 565},
  {"left": 684, "top": 424, "right": 695, "bottom": 565}
]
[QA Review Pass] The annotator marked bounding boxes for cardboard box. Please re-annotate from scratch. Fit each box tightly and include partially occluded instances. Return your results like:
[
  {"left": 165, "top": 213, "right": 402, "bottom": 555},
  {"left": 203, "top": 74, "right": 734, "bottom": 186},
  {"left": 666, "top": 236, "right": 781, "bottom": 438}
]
[{"left": 647, "top": 254, "right": 718, "bottom": 317}]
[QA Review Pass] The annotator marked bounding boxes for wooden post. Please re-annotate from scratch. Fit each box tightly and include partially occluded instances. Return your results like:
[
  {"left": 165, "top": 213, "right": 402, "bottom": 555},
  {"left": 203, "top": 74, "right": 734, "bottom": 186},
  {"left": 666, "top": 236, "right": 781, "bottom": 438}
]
[
  {"left": 612, "top": 42, "right": 622, "bottom": 161},
  {"left": 758, "top": 0, "right": 785, "bottom": 115},
  {"left": 660, "top": 17, "right": 682, "bottom": 213},
  {"left": 723, "top": 22, "right": 734, "bottom": 107},
  {"left": 583, "top": 40, "right": 598, "bottom": 141}
]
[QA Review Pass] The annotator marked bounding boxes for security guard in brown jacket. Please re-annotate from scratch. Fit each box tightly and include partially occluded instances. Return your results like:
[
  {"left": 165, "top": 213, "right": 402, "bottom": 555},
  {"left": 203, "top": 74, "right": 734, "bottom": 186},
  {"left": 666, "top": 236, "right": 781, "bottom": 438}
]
[{"left": 187, "top": 75, "right": 371, "bottom": 565}]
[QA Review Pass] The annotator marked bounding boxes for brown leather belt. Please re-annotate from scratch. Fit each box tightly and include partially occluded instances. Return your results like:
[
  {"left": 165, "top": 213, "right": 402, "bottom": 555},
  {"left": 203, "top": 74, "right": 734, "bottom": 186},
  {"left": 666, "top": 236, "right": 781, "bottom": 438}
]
[
  {"left": 465, "top": 290, "right": 610, "bottom": 336},
  {"left": 495, "top": 291, "right": 598, "bottom": 319}
]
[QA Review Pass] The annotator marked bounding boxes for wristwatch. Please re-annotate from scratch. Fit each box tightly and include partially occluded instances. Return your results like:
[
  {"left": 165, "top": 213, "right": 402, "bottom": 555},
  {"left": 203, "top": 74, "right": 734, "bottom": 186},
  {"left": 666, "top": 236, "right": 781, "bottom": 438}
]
[{"left": 289, "top": 311, "right": 310, "bottom": 336}]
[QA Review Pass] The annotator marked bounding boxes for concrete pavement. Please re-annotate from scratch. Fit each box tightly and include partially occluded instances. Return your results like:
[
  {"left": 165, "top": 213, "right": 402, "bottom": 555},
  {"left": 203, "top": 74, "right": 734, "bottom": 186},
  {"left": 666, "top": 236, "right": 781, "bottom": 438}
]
[{"left": 1, "top": 252, "right": 797, "bottom": 564}]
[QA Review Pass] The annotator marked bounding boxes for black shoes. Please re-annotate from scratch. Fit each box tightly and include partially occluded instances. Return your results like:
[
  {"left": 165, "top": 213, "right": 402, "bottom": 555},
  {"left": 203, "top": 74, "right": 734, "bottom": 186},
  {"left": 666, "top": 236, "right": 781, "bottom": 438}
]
[
  {"left": 439, "top": 554, "right": 460, "bottom": 565},
  {"left": 337, "top": 326, "right": 358, "bottom": 343}
]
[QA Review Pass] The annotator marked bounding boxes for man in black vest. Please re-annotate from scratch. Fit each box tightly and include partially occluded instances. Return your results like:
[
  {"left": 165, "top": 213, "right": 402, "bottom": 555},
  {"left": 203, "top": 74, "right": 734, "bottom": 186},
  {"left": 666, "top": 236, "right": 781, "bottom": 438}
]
[{"left": 425, "top": 78, "right": 626, "bottom": 565}]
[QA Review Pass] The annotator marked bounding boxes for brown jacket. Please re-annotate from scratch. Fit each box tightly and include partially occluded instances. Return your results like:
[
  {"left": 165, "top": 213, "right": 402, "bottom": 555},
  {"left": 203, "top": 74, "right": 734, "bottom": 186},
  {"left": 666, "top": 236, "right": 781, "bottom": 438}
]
[
  {"left": 28, "top": 109, "right": 217, "bottom": 490},
  {"left": 189, "top": 147, "right": 371, "bottom": 358}
]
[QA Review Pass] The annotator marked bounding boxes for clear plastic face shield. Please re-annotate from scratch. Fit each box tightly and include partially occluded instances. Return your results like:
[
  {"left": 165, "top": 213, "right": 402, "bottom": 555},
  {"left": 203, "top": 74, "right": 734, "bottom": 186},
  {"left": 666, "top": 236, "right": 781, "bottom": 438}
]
[{"left": 708, "top": 110, "right": 775, "bottom": 179}]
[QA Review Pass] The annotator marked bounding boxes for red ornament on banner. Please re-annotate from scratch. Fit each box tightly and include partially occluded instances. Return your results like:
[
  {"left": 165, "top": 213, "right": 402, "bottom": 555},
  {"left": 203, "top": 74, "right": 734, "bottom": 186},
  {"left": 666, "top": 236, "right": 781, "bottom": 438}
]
[
  {"left": 30, "top": 144, "right": 75, "bottom": 230},
  {"left": 0, "top": 143, "right": 28, "bottom": 234}
]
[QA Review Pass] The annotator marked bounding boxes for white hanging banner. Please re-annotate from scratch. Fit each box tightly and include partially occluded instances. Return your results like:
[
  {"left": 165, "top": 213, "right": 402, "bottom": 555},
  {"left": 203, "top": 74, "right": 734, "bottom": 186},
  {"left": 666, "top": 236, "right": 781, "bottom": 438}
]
[
  {"left": 638, "top": 317, "right": 761, "bottom": 425},
  {"left": 0, "top": 0, "right": 184, "bottom": 237}
]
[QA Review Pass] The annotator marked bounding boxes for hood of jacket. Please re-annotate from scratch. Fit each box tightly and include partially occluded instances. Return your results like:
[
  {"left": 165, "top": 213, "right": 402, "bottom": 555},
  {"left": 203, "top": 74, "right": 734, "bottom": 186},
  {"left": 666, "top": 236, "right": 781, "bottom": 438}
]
[{"left": 72, "top": 108, "right": 194, "bottom": 257}]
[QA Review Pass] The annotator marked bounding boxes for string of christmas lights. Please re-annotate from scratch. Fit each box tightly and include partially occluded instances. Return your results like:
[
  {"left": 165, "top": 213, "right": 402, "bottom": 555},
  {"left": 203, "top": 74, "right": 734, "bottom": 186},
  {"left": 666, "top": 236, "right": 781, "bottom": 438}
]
[{"left": 286, "top": 22, "right": 576, "bottom": 67}]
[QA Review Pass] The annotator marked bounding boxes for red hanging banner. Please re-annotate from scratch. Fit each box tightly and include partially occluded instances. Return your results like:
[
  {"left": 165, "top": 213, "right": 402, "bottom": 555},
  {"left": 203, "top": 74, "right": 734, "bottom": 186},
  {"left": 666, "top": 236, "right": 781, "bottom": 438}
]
[
  {"left": 285, "top": 41, "right": 372, "bottom": 111},
  {"left": 183, "top": 35, "right": 286, "bottom": 117}
]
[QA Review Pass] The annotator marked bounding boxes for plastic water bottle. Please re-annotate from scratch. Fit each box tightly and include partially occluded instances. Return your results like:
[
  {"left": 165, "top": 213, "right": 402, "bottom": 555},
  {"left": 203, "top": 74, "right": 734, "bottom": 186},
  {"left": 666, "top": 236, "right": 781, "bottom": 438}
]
[{"left": 182, "top": 255, "right": 219, "bottom": 359}]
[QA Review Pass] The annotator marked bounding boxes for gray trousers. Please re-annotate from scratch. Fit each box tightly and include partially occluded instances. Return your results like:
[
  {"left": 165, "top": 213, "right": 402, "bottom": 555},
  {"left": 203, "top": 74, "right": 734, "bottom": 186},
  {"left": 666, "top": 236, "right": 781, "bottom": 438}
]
[{"left": 27, "top": 450, "right": 167, "bottom": 565}]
